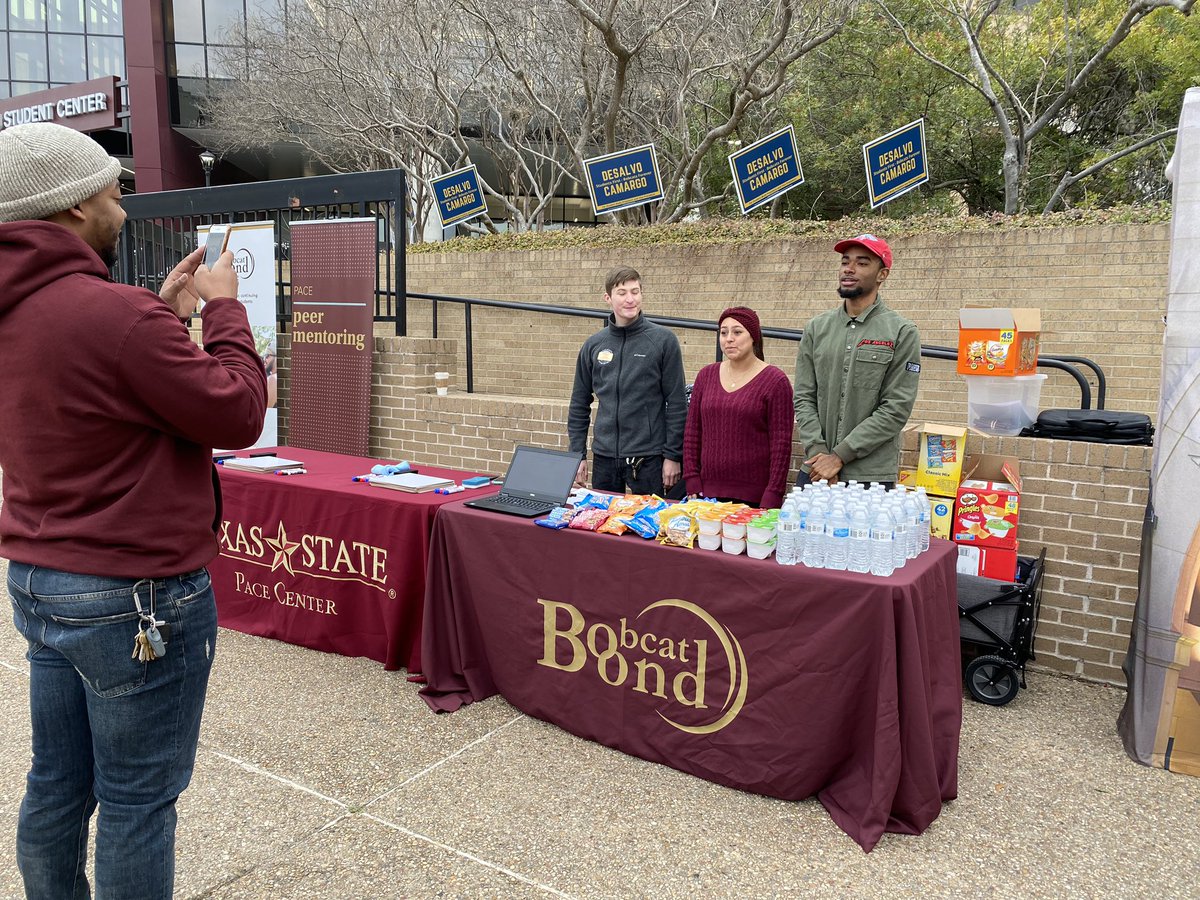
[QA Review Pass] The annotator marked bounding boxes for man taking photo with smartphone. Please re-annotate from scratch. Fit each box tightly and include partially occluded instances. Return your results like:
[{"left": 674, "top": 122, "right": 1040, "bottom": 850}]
[{"left": 0, "top": 122, "right": 267, "bottom": 899}]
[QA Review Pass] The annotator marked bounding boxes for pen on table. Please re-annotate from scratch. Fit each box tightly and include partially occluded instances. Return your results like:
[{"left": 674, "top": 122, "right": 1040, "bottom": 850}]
[
  {"left": 274, "top": 468, "right": 307, "bottom": 476},
  {"left": 434, "top": 485, "right": 465, "bottom": 494},
  {"left": 351, "top": 474, "right": 374, "bottom": 482}
]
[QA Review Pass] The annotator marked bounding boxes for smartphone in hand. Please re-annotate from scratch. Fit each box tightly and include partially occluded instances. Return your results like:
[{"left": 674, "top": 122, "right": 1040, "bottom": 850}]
[{"left": 203, "top": 224, "right": 232, "bottom": 269}]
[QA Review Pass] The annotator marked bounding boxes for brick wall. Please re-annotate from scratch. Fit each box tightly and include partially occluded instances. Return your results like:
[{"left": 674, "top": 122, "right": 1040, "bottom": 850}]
[{"left": 405, "top": 223, "right": 1169, "bottom": 424}]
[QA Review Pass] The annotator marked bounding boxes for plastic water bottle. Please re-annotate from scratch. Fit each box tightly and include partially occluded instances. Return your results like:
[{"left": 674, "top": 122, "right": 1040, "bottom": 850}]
[
  {"left": 803, "top": 497, "right": 827, "bottom": 568},
  {"left": 794, "top": 494, "right": 810, "bottom": 562},
  {"left": 776, "top": 506, "right": 799, "bottom": 566},
  {"left": 847, "top": 504, "right": 872, "bottom": 574},
  {"left": 914, "top": 487, "right": 932, "bottom": 554},
  {"left": 825, "top": 502, "right": 850, "bottom": 571},
  {"left": 903, "top": 494, "right": 922, "bottom": 559},
  {"left": 889, "top": 497, "right": 908, "bottom": 570},
  {"left": 870, "top": 507, "right": 895, "bottom": 577}
]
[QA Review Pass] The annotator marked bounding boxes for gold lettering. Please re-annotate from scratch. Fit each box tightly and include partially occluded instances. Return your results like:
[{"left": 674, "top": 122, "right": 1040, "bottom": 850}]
[
  {"left": 633, "top": 658, "right": 668, "bottom": 698},
  {"left": 672, "top": 639, "right": 708, "bottom": 709},
  {"left": 537, "top": 599, "right": 586, "bottom": 672},
  {"left": 331, "top": 539, "right": 355, "bottom": 573}
]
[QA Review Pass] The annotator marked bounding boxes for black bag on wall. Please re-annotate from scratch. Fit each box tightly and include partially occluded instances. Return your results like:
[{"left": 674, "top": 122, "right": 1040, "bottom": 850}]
[{"left": 1020, "top": 409, "right": 1154, "bottom": 445}]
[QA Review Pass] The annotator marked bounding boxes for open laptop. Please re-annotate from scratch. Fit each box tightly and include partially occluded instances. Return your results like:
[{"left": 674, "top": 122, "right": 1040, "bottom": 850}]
[{"left": 464, "top": 446, "right": 582, "bottom": 518}]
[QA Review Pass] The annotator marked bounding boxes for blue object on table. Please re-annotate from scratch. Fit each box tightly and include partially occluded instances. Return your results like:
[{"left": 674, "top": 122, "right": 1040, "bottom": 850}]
[{"left": 370, "top": 461, "right": 412, "bottom": 476}]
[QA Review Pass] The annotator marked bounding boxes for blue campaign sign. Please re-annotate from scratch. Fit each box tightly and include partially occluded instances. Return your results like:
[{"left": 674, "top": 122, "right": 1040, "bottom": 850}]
[
  {"left": 583, "top": 144, "right": 664, "bottom": 215},
  {"left": 863, "top": 119, "right": 929, "bottom": 209},
  {"left": 432, "top": 165, "right": 487, "bottom": 226},
  {"left": 728, "top": 126, "right": 804, "bottom": 214}
]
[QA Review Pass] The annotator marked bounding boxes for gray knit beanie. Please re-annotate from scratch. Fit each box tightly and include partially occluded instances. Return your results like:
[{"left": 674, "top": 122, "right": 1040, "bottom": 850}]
[{"left": 0, "top": 122, "right": 123, "bottom": 224}]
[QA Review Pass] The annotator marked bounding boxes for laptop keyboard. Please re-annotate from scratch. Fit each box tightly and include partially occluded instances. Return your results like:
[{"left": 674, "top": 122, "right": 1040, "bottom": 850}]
[{"left": 495, "top": 495, "right": 548, "bottom": 510}]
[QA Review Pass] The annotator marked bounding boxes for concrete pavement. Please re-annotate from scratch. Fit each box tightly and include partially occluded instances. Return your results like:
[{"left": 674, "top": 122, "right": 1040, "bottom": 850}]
[{"left": 2, "top": 556, "right": 1199, "bottom": 899}]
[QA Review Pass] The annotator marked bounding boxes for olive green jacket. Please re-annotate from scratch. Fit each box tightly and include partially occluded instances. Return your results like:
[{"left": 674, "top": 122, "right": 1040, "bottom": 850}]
[{"left": 793, "top": 298, "right": 921, "bottom": 483}]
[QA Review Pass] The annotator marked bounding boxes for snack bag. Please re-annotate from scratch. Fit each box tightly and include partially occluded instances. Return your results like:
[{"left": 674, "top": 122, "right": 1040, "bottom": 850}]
[
  {"left": 624, "top": 496, "right": 669, "bottom": 539},
  {"left": 573, "top": 493, "right": 612, "bottom": 512},
  {"left": 598, "top": 495, "right": 650, "bottom": 535},
  {"left": 534, "top": 507, "right": 573, "bottom": 529},
  {"left": 658, "top": 510, "right": 698, "bottom": 548},
  {"left": 568, "top": 507, "right": 610, "bottom": 531}
]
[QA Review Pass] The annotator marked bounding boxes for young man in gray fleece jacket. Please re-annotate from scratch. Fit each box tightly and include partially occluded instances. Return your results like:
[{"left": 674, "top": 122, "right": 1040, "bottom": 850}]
[{"left": 568, "top": 267, "right": 687, "bottom": 495}]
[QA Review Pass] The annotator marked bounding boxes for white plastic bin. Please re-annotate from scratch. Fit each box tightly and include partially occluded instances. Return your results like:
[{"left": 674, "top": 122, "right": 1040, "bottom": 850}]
[{"left": 963, "top": 373, "right": 1047, "bottom": 435}]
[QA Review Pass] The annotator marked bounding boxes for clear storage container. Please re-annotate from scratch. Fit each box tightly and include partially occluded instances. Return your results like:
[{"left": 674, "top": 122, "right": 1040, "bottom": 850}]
[{"left": 963, "top": 373, "right": 1047, "bottom": 435}]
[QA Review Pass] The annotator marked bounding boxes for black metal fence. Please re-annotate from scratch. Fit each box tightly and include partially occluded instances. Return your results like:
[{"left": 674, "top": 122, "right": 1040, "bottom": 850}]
[{"left": 116, "top": 169, "right": 407, "bottom": 332}]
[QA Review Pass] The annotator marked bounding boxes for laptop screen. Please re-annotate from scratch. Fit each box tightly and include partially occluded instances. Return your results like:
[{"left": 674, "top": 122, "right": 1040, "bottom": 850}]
[{"left": 501, "top": 446, "right": 580, "bottom": 501}]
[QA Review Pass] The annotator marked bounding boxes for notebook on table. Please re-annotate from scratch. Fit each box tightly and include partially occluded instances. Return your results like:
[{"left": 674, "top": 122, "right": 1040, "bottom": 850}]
[
  {"left": 221, "top": 455, "right": 305, "bottom": 473},
  {"left": 369, "top": 473, "right": 454, "bottom": 493},
  {"left": 464, "top": 446, "right": 582, "bottom": 518}
]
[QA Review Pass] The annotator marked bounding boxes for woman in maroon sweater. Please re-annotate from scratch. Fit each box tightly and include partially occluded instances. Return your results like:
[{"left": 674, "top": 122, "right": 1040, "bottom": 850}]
[{"left": 683, "top": 307, "right": 795, "bottom": 508}]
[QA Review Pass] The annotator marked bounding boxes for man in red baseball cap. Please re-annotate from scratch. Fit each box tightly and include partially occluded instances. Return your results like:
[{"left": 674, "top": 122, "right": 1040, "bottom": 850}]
[{"left": 792, "top": 234, "right": 921, "bottom": 487}]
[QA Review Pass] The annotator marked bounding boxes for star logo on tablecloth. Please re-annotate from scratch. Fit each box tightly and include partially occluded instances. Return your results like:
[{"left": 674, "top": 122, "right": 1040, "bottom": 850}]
[{"left": 266, "top": 522, "right": 301, "bottom": 575}]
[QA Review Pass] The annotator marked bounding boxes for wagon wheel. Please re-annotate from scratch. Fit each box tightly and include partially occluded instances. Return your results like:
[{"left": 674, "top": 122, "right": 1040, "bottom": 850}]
[{"left": 965, "top": 655, "right": 1020, "bottom": 706}]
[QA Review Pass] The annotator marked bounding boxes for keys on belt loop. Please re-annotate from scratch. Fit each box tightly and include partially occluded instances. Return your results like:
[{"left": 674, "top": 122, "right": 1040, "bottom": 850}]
[
  {"left": 131, "top": 579, "right": 168, "bottom": 662},
  {"left": 626, "top": 457, "right": 645, "bottom": 480}
]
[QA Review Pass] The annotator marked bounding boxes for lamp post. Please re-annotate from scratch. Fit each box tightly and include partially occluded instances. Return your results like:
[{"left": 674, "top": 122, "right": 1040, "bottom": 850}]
[{"left": 199, "top": 149, "right": 216, "bottom": 187}]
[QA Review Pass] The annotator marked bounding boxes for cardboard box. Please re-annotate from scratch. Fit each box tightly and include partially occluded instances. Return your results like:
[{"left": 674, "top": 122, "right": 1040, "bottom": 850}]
[
  {"left": 929, "top": 495, "right": 954, "bottom": 540},
  {"left": 955, "top": 542, "right": 1019, "bottom": 582},
  {"left": 897, "top": 469, "right": 953, "bottom": 539},
  {"left": 957, "top": 308, "right": 1041, "bottom": 376},
  {"left": 908, "top": 424, "right": 968, "bottom": 497},
  {"left": 953, "top": 454, "right": 1022, "bottom": 549}
]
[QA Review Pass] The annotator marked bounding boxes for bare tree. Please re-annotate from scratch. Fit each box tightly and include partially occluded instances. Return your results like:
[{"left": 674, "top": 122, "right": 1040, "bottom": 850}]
[
  {"left": 876, "top": 0, "right": 1195, "bottom": 214},
  {"left": 205, "top": 0, "right": 851, "bottom": 236}
]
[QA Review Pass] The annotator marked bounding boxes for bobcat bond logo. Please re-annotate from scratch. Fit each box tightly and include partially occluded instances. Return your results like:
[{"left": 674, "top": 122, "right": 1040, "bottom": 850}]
[
  {"left": 218, "top": 517, "right": 394, "bottom": 614},
  {"left": 232, "top": 248, "right": 255, "bottom": 278},
  {"left": 537, "top": 598, "right": 749, "bottom": 734}
]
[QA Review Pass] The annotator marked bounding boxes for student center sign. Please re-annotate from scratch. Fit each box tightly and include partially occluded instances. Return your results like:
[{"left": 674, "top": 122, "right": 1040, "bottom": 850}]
[{"left": 0, "top": 77, "right": 120, "bottom": 133}]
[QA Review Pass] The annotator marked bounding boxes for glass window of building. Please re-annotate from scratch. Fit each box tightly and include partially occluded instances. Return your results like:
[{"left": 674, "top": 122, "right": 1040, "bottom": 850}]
[
  {"left": 247, "top": 0, "right": 281, "bottom": 27},
  {"left": 9, "top": 31, "right": 47, "bottom": 82},
  {"left": 49, "top": 31, "right": 87, "bottom": 83},
  {"left": 169, "top": 0, "right": 203, "bottom": 40},
  {"left": 0, "top": 32, "right": 8, "bottom": 80},
  {"left": 50, "top": 0, "right": 85, "bottom": 32},
  {"left": 171, "top": 42, "right": 206, "bottom": 78},
  {"left": 204, "top": 0, "right": 244, "bottom": 43},
  {"left": 207, "top": 43, "right": 246, "bottom": 80},
  {"left": 87, "top": 0, "right": 122, "bottom": 35},
  {"left": 86, "top": 33, "right": 122, "bottom": 79},
  {"left": 8, "top": 1, "right": 48, "bottom": 31}
]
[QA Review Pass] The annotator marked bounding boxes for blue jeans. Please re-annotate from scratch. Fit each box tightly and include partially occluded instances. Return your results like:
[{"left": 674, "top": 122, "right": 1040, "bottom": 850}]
[{"left": 8, "top": 564, "right": 218, "bottom": 900}]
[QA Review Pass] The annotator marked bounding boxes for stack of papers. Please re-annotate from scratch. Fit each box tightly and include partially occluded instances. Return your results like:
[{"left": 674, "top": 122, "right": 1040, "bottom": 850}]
[
  {"left": 369, "top": 473, "right": 455, "bottom": 493},
  {"left": 221, "top": 455, "right": 305, "bottom": 473}
]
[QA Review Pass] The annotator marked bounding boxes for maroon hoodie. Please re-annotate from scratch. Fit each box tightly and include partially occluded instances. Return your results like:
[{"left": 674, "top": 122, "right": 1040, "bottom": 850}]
[{"left": 0, "top": 220, "right": 268, "bottom": 577}]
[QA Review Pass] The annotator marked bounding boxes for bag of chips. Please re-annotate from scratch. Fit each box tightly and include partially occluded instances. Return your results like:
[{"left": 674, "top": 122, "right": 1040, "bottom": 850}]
[
  {"left": 597, "top": 495, "right": 650, "bottom": 535},
  {"left": 568, "top": 507, "right": 611, "bottom": 531},
  {"left": 534, "top": 507, "right": 573, "bottom": 529},
  {"left": 624, "top": 497, "right": 669, "bottom": 539}
]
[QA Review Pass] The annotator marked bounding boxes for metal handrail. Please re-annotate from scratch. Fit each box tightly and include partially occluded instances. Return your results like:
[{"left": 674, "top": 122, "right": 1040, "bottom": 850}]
[{"left": 406, "top": 291, "right": 1098, "bottom": 409}]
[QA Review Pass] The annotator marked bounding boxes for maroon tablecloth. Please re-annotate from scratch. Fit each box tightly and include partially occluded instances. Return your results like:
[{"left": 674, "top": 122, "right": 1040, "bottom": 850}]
[
  {"left": 419, "top": 504, "right": 961, "bottom": 851},
  {"left": 211, "top": 447, "right": 498, "bottom": 672}
]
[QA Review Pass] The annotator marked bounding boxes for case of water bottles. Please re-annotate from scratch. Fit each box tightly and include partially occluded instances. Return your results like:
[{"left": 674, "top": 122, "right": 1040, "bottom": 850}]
[{"left": 775, "top": 479, "right": 934, "bottom": 576}]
